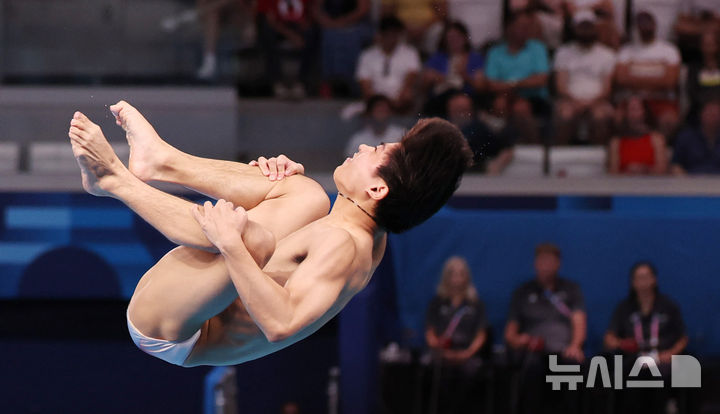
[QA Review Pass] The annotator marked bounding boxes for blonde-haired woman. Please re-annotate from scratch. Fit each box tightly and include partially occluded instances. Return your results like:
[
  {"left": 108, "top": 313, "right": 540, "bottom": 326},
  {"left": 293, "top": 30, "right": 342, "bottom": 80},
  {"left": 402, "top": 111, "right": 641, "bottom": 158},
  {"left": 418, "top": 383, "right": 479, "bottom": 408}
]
[{"left": 425, "top": 256, "right": 487, "bottom": 413}]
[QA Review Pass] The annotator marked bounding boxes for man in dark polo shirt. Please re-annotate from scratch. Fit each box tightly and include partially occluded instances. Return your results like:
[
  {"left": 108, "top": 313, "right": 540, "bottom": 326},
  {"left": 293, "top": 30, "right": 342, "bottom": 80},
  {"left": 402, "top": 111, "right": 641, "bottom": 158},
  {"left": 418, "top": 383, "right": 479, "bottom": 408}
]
[{"left": 504, "top": 243, "right": 587, "bottom": 414}]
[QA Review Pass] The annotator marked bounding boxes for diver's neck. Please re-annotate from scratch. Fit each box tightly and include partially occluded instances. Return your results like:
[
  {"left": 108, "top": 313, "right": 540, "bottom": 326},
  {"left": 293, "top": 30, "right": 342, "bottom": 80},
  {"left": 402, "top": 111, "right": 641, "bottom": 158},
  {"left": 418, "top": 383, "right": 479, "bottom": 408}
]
[{"left": 328, "top": 192, "right": 384, "bottom": 238}]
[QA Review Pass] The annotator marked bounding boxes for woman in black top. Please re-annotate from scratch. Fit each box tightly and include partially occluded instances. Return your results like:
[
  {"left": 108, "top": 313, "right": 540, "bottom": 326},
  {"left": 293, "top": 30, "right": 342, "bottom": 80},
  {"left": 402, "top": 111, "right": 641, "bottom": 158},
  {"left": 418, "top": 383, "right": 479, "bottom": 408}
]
[
  {"left": 426, "top": 256, "right": 487, "bottom": 359},
  {"left": 424, "top": 256, "right": 487, "bottom": 414},
  {"left": 604, "top": 261, "right": 688, "bottom": 364}
]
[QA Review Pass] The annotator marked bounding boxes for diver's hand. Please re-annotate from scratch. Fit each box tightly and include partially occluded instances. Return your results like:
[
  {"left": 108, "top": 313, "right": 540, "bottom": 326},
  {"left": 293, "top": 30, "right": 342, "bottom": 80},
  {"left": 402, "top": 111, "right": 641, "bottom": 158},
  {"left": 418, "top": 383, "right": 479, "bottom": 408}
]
[{"left": 250, "top": 154, "right": 304, "bottom": 181}]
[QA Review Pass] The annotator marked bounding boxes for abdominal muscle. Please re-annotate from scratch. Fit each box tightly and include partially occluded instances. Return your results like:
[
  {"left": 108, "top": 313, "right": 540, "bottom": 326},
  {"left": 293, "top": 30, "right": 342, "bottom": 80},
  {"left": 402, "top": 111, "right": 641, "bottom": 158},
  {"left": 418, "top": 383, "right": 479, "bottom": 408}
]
[{"left": 184, "top": 289, "right": 353, "bottom": 367}]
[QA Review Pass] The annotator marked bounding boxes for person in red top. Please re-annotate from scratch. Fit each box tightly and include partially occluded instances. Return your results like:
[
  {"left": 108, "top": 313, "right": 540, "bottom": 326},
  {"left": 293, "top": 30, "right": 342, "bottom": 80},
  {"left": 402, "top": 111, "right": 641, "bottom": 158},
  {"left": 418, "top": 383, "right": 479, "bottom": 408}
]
[
  {"left": 608, "top": 95, "right": 668, "bottom": 175},
  {"left": 257, "top": 0, "right": 319, "bottom": 98}
]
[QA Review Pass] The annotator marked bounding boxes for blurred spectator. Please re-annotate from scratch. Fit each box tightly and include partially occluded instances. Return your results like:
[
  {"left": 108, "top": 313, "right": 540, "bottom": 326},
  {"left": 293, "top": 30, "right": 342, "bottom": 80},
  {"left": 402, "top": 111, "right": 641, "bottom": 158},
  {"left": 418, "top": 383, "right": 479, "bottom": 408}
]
[
  {"left": 313, "top": 0, "right": 372, "bottom": 95},
  {"left": 485, "top": 10, "right": 551, "bottom": 143},
  {"left": 446, "top": 0, "right": 502, "bottom": 49},
  {"left": 671, "top": 100, "right": 720, "bottom": 175},
  {"left": 615, "top": 11, "right": 681, "bottom": 139},
  {"left": 425, "top": 256, "right": 487, "bottom": 414},
  {"left": 505, "top": 243, "right": 586, "bottom": 362},
  {"left": 445, "top": 92, "right": 515, "bottom": 174},
  {"left": 553, "top": 11, "right": 616, "bottom": 145},
  {"left": 605, "top": 262, "right": 688, "bottom": 363},
  {"left": 344, "top": 95, "right": 405, "bottom": 157},
  {"left": 197, "top": 0, "right": 255, "bottom": 79},
  {"left": 356, "top": 16, "right": 421, "bottom": 112},
  {"left": 686, "top": 30, "right": 720, "bottom": 123},
  {"left": 564, "top": 0, "right": 620, "bottom": 49},
  {"left": 258, "top": 0, "right": 320, "bottom": 99},
  {"left": 604, "top": 261, "right": 688, "bottom": 414},
  {"left": 422, "top": 21, "right": 485, "bottom": 117},
  {"left": 280, "top": 401, "right": 301, "bottom": 414},
  {"left": 504, "top": 243, "right": 586, "bottom": 414},
  {"left": 675, "top": 2, "right": 720, "bottom": 62},
  {"left": 509, "top": 0, "right": 564, "bottom": 51},
  {"left": 608, "top": 96, "right": 667, "bottom": 175},
  {"left": 633, "top": 0, "right": 683, "bottom": 42},
  {"left": 380, "top": 0, "right": 446, "bottom": 53}
]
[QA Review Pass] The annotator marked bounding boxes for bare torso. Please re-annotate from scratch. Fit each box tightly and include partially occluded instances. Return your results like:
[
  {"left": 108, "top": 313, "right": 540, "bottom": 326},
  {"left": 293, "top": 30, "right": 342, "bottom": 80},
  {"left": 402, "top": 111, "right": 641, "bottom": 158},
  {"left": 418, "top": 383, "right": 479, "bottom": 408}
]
[{"left": 184, "top": 216, "right": 387, "bottom": 366}]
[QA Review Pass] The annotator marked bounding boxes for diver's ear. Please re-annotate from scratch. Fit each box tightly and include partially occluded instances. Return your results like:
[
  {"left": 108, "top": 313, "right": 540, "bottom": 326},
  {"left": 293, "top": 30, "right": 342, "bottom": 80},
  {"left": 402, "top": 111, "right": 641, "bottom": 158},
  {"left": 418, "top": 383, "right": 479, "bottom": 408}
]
[{"left": 366, "top": 181, "right": 389, "bottom": 201}]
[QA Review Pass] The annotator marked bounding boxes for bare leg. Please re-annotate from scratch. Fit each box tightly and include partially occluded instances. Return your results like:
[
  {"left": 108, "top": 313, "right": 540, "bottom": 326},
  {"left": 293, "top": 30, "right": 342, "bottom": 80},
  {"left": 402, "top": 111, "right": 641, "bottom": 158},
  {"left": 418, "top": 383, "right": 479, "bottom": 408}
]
[
  {"left": 68, "top": 111, "right": 325, "bottom": 344},
  {"left": 109, "top": 101, "right": 328, "bottom": 240},
  {"left": 68, "top": 111, "right": 273, "bottom": 260}
]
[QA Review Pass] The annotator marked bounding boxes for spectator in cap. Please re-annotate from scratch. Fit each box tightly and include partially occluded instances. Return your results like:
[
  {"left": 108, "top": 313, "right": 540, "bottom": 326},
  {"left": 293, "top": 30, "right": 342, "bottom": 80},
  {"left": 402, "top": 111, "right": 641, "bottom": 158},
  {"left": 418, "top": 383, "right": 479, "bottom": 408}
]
[{"left": 553, "top": 10, "right": 617, "bottom": 144}]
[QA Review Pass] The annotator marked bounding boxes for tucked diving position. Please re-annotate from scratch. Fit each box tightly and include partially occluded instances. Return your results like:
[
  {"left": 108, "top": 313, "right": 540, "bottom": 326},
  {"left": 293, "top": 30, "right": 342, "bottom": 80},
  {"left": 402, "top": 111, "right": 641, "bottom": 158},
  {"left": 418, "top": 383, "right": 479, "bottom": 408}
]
[{"left": 67, "top": 102, "right": 472, "bottom": 366}]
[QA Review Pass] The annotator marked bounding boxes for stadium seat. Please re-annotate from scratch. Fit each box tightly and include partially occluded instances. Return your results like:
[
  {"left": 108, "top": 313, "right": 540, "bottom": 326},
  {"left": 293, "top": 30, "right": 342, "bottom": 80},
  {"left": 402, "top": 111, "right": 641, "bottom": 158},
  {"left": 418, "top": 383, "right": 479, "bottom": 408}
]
[
  {"left": 502, "top": 145, "right": 545, "bottom": 177},
  {"left": 29, "top": 142, "right": 129, "bottom": 174},
  {"left": 550, "top": 146, "right": 607, "bottom": 177},
  {"left": 0, "top": 142, "right": 21, "bottom": 174}
]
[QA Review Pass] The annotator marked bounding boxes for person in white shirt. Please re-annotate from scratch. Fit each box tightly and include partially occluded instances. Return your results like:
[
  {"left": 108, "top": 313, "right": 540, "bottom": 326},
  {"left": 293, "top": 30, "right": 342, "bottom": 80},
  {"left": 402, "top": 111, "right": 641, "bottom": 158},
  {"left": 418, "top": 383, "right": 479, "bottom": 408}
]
[
  {"left": 616, "top": 11, "right": 681, "bottom": 138},
  {"left": 356, "top": 16, "right": 421, "bottom": 112},
  {"left": 554, "top": 10, "right": 616, "bottom": 144},
  {"left": 565, "top": 0, "right": 621, "bottom": 49},
  {"left": 345, "top": 95, "right": 405, "bottom": 157}
]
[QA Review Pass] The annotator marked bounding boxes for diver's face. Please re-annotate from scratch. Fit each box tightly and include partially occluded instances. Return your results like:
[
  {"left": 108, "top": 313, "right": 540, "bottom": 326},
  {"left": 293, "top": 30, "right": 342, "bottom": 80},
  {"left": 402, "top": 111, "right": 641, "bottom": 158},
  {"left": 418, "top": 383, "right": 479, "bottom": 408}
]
[{"left": 333, "top": 142, "right": 400, "bottom": 197}]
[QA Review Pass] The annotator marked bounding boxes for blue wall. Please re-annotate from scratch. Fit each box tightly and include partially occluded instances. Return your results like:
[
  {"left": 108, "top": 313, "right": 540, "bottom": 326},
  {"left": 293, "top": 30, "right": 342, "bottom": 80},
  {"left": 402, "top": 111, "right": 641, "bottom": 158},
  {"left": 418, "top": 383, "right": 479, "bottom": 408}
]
[{"left": 389, "top": 196, "right": 720, "bottom": 356}]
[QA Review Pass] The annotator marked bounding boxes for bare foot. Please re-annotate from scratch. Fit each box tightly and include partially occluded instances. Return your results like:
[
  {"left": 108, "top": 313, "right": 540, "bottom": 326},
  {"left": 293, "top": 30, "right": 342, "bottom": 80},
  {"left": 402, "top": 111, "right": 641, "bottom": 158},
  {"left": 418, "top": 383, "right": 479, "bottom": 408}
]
[
  {"left": 68, "top": 112, "right": 126, "bottom": 196},
  {"left": 109, "top": 100, "right": 176, "bottom": 182}
]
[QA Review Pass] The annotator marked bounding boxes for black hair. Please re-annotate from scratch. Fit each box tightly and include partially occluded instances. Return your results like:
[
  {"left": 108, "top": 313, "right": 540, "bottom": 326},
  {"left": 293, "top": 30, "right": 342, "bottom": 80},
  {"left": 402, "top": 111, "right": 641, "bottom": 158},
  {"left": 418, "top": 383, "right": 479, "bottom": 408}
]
[
  {"left": 437, "top": 21, "right": 472, "bottom": 54},
  {"left": 374, "top": 118, "right": 473, "bottom": 233},
  {"left": 628, "top": 261, "right": 659, "bottom": 305}
]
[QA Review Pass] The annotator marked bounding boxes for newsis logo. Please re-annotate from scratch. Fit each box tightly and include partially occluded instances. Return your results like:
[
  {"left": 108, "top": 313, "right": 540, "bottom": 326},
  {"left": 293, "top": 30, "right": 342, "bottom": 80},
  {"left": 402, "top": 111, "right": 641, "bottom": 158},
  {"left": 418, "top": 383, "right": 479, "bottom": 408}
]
[{"left": 546, "top": 354, "right": 701, "bottom": 390}]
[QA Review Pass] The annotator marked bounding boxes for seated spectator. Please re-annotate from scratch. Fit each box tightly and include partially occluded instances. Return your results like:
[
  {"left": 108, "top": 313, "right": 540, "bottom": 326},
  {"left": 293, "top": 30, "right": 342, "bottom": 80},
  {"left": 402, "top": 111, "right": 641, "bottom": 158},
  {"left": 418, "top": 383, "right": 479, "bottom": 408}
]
[
  {"left": 356, "top": 16, "right": 421, "bottom": 113},
  {"left": 633, "top": 0, "right": 683, "bottom": 42},
  {"left": 313, "top": 0, "right": 372, "bottom": 96},
  {"left": 554, "top": 11, "right": 616, "bottom": 145},
  {"left": 686, "top": 30, "right": 720, "bottom": 123},
  {"left": 675, "top": 3, "right": 720, "bottom": 62},
  {"left": 615, "top": 11, "right": 681, "bottom": 139},
  {"left": 422, "top": 21, "right": 485, "bottom": 117},
  {"left": 504, "top": 243, "right": 586, "bottom": 414},
  {"left": 380, "top": 0, "right": 446, "bottom": 53},
  {"left": 344, "top": 95, "right": 405, "bottom": 157},
  {"left": 671, "top": 100, "right": 720, "bottom": 175},
  {"left": 509, "top": 0, "right": 564, "bottom": 51},
  {"left": 196, "top": 0, "right": 255, "bottom": 79},
  {"left": 604, "top": 261, "right": 688, "bottom": 414},
  {"left": 425, "top": 256, "right": 487, "bottom": 414},
  {"left": 445, "top": 92, "right": 515, "bottom": 174},
  {"left": 485, "top": 10, "right": 551, "bottom": 143},
  {"left": 608, "top": 96, "right": 667, "bottom": 175},
  {"left": 257, "top": 0, "right": 320, "bottom": 99},
  {"left": 564, "top": 0, "right": 620, "bottom": 49}
]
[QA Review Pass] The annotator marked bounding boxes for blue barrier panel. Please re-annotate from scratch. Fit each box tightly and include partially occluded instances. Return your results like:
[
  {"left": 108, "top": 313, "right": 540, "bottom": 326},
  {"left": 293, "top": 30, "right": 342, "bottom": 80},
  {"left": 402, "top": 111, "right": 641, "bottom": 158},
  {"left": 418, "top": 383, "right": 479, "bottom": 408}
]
[{"left": 390, "top": 196, "right": 720, "bottom": 356}]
